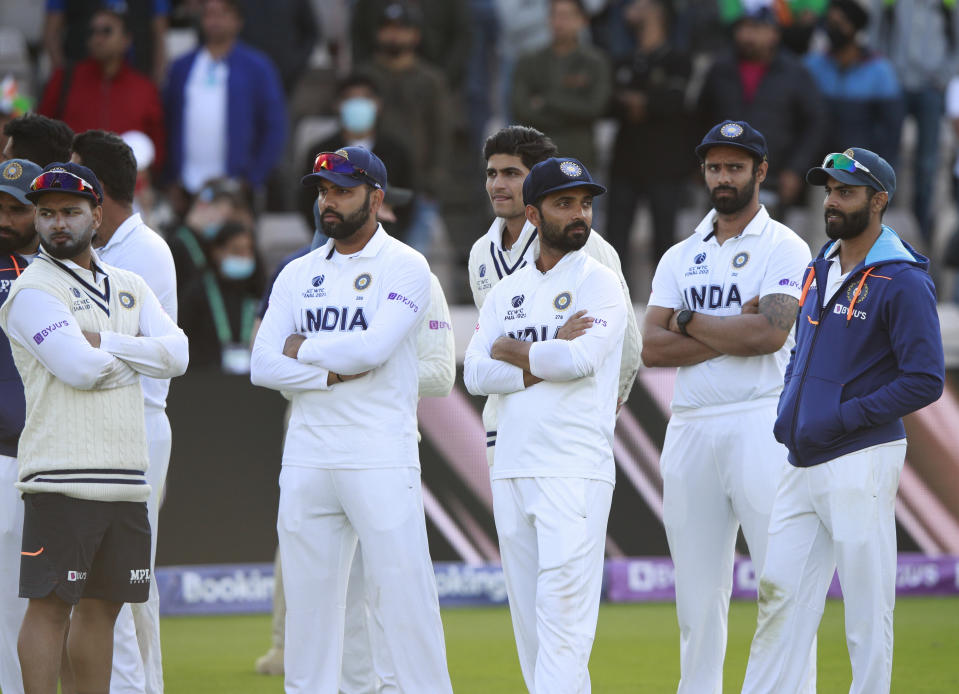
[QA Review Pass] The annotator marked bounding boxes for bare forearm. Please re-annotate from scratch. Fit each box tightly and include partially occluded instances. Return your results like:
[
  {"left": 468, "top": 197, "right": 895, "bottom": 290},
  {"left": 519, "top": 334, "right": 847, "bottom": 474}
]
[
  {"left": 685, "top": 313, "right": 783, "bottom": 356},
  {"left": 641, "top": 326, "right": 720, "bottom": 367}
]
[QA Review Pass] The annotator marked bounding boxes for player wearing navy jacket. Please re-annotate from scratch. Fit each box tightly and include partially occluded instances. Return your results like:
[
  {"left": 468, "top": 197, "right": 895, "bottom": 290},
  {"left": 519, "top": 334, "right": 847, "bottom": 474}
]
[{"left": 742, "top": 148, "right": 945, "bottom": 694}]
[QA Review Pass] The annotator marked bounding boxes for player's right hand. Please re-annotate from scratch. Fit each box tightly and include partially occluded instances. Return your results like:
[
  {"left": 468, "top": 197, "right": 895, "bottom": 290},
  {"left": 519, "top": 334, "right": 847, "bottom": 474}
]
[{"left": 557, "top": 310, "right": 593, "bottom": 340}]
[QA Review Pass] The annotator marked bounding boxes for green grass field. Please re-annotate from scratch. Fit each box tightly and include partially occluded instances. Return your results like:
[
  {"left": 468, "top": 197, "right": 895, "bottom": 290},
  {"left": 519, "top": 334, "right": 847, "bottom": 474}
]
[{"left": 161, "top": 597, "right": 959, "bottom": 693}]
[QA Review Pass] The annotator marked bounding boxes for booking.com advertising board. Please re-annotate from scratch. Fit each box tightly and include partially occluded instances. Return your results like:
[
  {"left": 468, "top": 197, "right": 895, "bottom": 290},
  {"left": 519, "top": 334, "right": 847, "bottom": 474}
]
[{"left": 156, "top": 554, "right": 959, "bottom": 616}]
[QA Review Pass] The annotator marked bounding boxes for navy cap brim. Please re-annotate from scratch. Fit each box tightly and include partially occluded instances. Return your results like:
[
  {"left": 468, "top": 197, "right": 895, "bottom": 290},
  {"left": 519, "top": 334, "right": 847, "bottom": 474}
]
[
  {"left": 0, "top": 185, "right": 31, "bottom": 205},
  {"left": 695, "top": 141, "right": 765, "bottom": 161},
  {"left": 805, "top": 167, "right": 876, "bottom": 189},
  {"left": 24, "top": 189, "right": 100, "bottom": 205},
  {"left": 300, "top": 171, "right": 369, "bottom": 189},
  {"left": 526, "top": 181, "right": 607, "bottom": 206}
]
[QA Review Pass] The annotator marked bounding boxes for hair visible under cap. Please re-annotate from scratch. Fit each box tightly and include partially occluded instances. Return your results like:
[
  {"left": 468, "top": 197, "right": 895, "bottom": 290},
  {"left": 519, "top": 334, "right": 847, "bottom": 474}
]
[
  {"left": 3, "top": 114, "right": 74, "bottom": 167},
  {"left": 484, "top": 126, "right": 559, "bottom": 171},
  {"left": 71, "top": 130, "right": 137, "bottom": 205}
]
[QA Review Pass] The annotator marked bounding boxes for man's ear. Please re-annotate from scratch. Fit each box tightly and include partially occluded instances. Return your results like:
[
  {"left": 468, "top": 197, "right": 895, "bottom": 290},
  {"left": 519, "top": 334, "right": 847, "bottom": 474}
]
[{"left": 525, "top": 203, "right": 541, "bottom": 228}]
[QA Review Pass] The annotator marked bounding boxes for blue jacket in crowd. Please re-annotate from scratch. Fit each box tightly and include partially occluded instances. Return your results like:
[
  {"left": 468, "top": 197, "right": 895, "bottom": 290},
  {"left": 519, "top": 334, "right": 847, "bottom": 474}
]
[
  {"left": 164, "top": 41, "right": 287, "bottom": 188},
  {"left": 0, "top": 253, "right": 27, "bottom": 457},
  {"left": 774, "top": 227, "right": 945, "bottom": 468}
]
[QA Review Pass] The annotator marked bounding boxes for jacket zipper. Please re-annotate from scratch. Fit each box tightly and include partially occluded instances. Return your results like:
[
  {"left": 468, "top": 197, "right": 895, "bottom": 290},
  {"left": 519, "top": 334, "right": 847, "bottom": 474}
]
[{"left": 787, "top": 265, "right": 864, "bottom": 466}]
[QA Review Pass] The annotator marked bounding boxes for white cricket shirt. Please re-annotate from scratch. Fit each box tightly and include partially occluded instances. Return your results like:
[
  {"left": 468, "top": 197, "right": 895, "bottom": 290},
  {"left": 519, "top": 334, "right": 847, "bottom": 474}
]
[
  {"left": 96, "top": 213, "right": 178, "bottom": 412},
  {"left": 251, "top": 226, "right": 431, "bottom": 469},
  {"left": 648, "top": 205, "right": 811, "bottom": 413},
  {"left": 464, "top": 249, "right": 626, "bottom": 484}
]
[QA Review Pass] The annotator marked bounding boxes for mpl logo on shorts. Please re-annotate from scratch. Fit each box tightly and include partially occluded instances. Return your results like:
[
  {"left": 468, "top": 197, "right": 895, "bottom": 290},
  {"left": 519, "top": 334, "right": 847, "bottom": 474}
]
[
  {"left": 67, "top": 570, "right": 88, "bottom": 582},
  {"left": 130, "top": 568, "right": 151, "bottom": 584}
]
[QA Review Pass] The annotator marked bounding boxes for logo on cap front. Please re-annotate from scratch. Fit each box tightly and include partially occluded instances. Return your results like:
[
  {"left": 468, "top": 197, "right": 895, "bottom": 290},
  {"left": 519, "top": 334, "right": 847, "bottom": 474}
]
[
  {"left": 336, "top": 149, "right": 350, "bottom": 159},
  {"left": 843, "top": 148, "right": 856, "bottom": 158},
  {"left": 559, "top": 161, "right": 583, "bottom": 178},
  {"left": 720, "top": 123, "right": 744, "bottom": 138},
  {"left": 2, "top": 162, "right": 22, "bottom": 180}
]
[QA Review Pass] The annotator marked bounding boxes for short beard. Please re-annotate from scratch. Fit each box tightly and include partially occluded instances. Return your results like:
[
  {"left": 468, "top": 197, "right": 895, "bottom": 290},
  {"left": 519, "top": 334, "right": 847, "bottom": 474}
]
[
  {"left": 825, "top": 201, "right": 871, "bottom": 240},
  {"left": 0, "top": 225, "right": 36, "bottom": 253},
  {"left": 709, "top": 179, "right": 756, "bottom": 215},
  {"left": 320, "top": 188, "right": 373, "bottom": 240},
  {"left": 539, "top": 216, "right": 589, "bottom": 253},
  {"left": 39, "top": 233, "right": 92, "bottom": 260}
]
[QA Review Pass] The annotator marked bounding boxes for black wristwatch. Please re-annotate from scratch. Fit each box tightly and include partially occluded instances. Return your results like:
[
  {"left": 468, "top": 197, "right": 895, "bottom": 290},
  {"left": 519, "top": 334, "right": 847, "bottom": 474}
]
[{"left": 676, "top": 309, "right": 694, "bottom": 336}]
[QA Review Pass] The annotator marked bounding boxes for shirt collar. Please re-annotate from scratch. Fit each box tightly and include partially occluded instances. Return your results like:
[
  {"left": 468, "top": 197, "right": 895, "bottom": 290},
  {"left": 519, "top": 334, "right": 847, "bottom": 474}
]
[
  {"left": 321, "top": 224, "right": 389, "bottom": 260},
  {"left": 485, "top": 217, "right": 537, "bottom": 252},
  {"left": 100, "top": 213, "right": 142, "bottom": 251},
  {"left": 39, "top": 247, "right": 108, "bottom": 282},
  {"left": 695, "top": 205, "right": 771, "bottom": 242}
]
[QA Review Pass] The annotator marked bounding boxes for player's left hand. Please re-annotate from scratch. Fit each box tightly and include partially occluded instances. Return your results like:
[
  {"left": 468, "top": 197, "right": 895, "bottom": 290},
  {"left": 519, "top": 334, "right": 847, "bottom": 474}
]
[
  {"left": 82, "top": 330, "right": 101, "bottom": 348},
  {"left": 283, "top": 333, "right": 306, "bottom": 359}
]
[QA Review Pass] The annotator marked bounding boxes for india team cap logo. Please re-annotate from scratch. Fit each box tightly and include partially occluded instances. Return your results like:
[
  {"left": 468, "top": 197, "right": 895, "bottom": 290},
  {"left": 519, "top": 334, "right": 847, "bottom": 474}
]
[
  {"left": 354, "top": 273, "right": 372, "bottom": 291},
  {"left": 118, "top": 291, "right": 136, "bottom": 309},
  {"left": 720, "top": 122, "right": 744, "bottom": 138},
  {"left": 553, "top": 291, "right": 572, "bottom": 311},
  {"left": 846, "top": 281, "right": 869, "bottom": 305},
  {"left": 2, "top": 161, "right": 22, "bottom": 180},
  {"left": 559, "top": 161, "right": 583, "bottom": 178}
]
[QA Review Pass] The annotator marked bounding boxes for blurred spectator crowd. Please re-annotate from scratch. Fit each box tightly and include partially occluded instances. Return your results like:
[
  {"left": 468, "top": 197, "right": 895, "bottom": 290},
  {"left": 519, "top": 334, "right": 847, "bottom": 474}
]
[{"left": 1, "top": 0, "right": 959, "bottom": 374}]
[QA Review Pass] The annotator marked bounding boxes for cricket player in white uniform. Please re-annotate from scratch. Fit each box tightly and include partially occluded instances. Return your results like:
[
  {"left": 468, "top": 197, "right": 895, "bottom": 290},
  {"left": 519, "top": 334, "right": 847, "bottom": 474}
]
[
  {"left": 250, "top": 147, "right": 452, "bottom": 694},
  {"left": 641, "top": 121, "right": 815, "bottom": 694},
  {"left": 467, "top": 126, "right": 640, "bottom": 464},
  {"left": 465, "top": 157, "right": 626, "bottom": 694},
  {"left": 70, "top": 130, "right": 177, "bottom": 694}
]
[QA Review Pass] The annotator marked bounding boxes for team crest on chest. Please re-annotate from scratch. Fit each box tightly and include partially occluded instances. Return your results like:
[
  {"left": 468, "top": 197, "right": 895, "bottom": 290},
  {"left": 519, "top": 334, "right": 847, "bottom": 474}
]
[
  {"left": 354, "top": 273, "right": 372, "bottom": 291},
  {"left": 118, "top": 291, "right": 135, "bottom": 309},
  {"left": 694, "top": 252, "right": 706, "bottom": 265},
  {"left": 846, "top": 281, "right": 869, "bottom": 305},
  {"left": 553, "top": 291, "right": 572, "bottom": 311},
  {"left": 720, "top": 122, "right": 744, "bottom": 138},
  {"left": 312, "top": 275, "right": 325, "bottom": 287},
  {"left": 479, "top": 264, "right": 486, "bottom": 278},
  {"left": 732, "top": 252, "right": 750, "bottom": 269}
]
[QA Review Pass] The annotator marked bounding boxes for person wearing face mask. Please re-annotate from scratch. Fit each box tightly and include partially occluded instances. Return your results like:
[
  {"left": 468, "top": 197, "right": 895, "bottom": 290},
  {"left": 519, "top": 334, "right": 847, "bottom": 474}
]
[
  {"left": 804, "top": 0, "right": 905, "bottom": 168},
  {"left": 698, "top": 6, "right": 827, "bottom": 215},
  {"left": 356, "top": 2, "right": 451, "bottom": 255},
  {"left": 298, "top": 74, "right": 415, "bottom": 241},
  {"left": 165, "top": 178, "right": 251, "bottom": 301},
  {"left": 179, "top": 221, "right": 263, "bottom": 372}
]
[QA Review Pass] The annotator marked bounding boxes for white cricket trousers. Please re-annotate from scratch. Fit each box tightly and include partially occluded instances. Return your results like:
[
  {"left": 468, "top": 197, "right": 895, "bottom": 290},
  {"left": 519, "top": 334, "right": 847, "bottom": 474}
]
[
  {"left": 741, "top": 441, "right": 906, "bottom": 694},
  {"left": 112, "top": 409, "right": 172, "bottom": 694},
  {"left": 0, "top": 454, "right": 25, "bottom": 694},
  {"left": 492, "top": 476, "right": 613, "bottom": 694},
  {"left": 277, "top": 465, "right": 453, "bottom": 694},
  {"left": 661, "top": 399, "right": 815, "bottom": 694}
]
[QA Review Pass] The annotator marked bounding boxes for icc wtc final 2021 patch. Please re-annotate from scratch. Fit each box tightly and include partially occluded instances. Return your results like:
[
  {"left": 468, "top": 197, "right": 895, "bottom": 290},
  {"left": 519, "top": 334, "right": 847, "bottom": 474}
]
[{"left": 553, "top": 291, "right": 572, "bottom": 311}]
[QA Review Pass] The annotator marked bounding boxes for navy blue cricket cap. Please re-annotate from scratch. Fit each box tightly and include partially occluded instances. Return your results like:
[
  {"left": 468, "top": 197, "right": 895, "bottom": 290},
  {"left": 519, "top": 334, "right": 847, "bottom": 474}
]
[
  {"left": 300, "top": 147, "right": 388, "bottom": 191},
  {"left": 0, "top": 159, "right": 43, "bottom": 205},
  {"left": 25, "top": 162, "right": 103, "bottom": 205},
  {"left": 806, "top": 147, "right": 896, "bottom": 201},
  {"left": 522, "top": 157, "right": 606, "bottom": 206},
  {"left": 696, "top": 120, "right": 768, "bottom": 161}
]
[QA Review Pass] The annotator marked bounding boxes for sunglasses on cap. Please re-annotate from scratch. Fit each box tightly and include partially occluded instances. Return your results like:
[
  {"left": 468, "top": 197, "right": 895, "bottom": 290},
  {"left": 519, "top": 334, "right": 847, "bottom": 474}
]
[
  {"left": 821, "top": 152, "right": 886, "bottom": 193},
  {"left": 29, "top": 170, "right": 101, "bottom": 203},
  {"left": 313, "top": 152, "right": 381, "bottom": 189}
]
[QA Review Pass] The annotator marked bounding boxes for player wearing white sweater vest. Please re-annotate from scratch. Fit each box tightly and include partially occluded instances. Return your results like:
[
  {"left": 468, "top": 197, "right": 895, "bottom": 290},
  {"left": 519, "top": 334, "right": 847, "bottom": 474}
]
[
  {"left": 469, "top": 126, "right": 640, "bottom": 466},
  {"left": 0, "top": 163, "right": 188, "bottom": 694}
]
